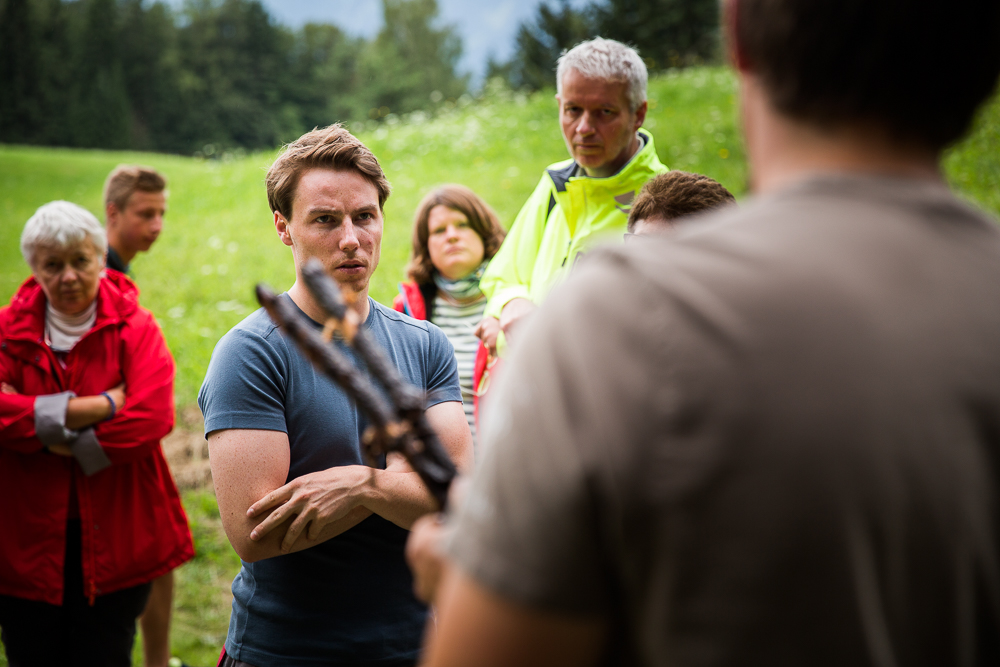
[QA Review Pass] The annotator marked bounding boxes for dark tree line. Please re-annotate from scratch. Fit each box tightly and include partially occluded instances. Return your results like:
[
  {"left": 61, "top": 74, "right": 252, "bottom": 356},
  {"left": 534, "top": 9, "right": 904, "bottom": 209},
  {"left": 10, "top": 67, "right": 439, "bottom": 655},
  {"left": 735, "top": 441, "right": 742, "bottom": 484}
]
[
  {"left": 0, "top": 0, "right": 468, "bottom": 153},
  {"left": 488, "top": 0, "right": 721, "bottom": 92}
]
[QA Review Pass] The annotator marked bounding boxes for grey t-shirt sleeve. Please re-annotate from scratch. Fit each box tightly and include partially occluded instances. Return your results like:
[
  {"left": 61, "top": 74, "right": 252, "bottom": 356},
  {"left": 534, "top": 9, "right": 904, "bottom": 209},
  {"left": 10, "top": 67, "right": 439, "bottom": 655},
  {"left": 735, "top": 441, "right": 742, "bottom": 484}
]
[
  {"left": 423, "top": 322, "right": 463, "bottom": 408},
  {"left": 446, "top": 296, "right": 610, "bottom": 614},
  {"left": 198, "top": 326, "right": 289, "bottom": 436}
]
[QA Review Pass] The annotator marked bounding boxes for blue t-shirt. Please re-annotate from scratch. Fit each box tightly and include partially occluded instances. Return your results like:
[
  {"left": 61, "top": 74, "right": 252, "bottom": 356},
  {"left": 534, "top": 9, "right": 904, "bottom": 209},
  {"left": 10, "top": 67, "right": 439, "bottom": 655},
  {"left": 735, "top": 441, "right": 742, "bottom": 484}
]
[{"left": 198, "top": 295, "right": 461, "bottom": 667}]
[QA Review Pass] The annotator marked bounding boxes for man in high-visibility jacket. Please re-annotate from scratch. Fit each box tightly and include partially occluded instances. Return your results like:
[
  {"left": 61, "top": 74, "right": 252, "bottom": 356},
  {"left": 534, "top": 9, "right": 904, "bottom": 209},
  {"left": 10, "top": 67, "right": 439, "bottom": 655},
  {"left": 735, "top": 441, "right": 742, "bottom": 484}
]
[{"left": 475, "top": 37, "right": 668, "bottom": 351}]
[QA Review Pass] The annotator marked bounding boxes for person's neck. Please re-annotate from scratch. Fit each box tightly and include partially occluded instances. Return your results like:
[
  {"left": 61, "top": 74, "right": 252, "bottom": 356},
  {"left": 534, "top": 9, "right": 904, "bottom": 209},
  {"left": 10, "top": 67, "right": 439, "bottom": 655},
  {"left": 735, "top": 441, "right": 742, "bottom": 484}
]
[
  {"left": 742, "top": 78, "right": 941, "bottom": 195},
  {"left": 582, "top": 132, "right": 642, "bottom": 178},
  {"left": 107, "top": 236, "right": 138, "bottom": 266},
  {"left": 288, "top": 279, "right": 370, "bottom": 324}
]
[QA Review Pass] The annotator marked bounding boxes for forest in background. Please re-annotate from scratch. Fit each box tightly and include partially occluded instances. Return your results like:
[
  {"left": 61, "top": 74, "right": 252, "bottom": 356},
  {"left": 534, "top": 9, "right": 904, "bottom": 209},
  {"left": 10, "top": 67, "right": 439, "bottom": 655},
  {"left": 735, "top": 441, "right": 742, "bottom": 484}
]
[{"left": 0, "top": 0, "right": 721, "bottom": 154}]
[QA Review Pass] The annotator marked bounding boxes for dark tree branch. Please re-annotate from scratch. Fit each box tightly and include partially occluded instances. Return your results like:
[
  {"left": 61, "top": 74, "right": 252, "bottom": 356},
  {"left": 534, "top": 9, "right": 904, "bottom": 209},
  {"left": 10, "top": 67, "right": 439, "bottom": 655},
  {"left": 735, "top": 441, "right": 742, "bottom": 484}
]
[{"left": 256, "top": 271, "right": 457, "bottom": 510}]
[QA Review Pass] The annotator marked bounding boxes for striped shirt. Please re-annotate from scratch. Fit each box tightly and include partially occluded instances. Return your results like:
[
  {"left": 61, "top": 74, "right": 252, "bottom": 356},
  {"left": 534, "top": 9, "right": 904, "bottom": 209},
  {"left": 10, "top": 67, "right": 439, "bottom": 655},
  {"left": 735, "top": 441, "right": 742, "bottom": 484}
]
[{"left": 433, "top": 293, "right": 487, "bottom": 443}]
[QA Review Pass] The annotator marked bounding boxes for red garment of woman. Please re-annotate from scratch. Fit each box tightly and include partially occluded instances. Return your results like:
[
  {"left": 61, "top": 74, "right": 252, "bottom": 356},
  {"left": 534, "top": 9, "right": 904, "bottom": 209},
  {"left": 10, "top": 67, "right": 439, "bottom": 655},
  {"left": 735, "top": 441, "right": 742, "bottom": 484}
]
[{"left": 0, "top": 271, "right": 194, "bottom": 605}]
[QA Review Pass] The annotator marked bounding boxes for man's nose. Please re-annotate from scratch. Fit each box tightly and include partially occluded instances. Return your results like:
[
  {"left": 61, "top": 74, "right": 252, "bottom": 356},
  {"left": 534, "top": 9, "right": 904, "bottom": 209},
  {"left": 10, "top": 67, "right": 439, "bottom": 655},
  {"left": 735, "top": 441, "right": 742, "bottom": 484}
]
[
  {"left": 340, "top": 219, "right": 361, "bottom": 251},
  {"left": 577, "top": 111, "right": 596, "bottom": 135},
  {"left": 60, "top": 267, "right": 79, "bottom": 283},
  {"left": 151, "top": 214, "right": 164, "bottom": 234}
]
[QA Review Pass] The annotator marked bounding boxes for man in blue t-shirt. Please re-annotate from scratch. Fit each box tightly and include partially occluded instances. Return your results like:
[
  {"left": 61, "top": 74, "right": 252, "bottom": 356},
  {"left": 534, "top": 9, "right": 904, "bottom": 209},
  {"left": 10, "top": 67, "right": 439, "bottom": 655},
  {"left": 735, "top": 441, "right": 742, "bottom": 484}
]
[{"left": 199, "top": 124, "right": 473, "bottom": 667}]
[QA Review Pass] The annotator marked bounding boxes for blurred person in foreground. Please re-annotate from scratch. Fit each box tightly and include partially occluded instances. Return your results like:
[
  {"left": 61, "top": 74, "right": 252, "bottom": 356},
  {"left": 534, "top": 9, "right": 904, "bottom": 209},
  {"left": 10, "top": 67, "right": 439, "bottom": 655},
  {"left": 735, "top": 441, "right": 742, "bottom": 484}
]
[
  {"left": 414, "top": 1, "right": 1000, "bottom": 665},
  {"left": 476, "top": 37, "right": 668, "bottom": 351},
  {"left": 104, "top": 165, "right": 167, "bottom": 276},
  {"left": 104, "top": 163, "right": 175, "bottom": 667},
  {"left": 0, "top": 201, "right": 194, "bottom": 666},
  {"left": 625, "top": 170, "right": 735, "bottom": 239},
  {"left": 394, "top": 185, "right": 507, "bottom": 447},
  {"left": 199, "top": 125, "right": 473, "bottom": 667}
]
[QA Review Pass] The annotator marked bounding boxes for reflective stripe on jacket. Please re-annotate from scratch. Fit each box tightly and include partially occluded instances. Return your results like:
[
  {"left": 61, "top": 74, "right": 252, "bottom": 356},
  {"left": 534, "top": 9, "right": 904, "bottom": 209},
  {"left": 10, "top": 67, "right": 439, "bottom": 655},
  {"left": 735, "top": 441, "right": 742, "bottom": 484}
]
[{"left": 481, "top": 129, "right": 668, "bottom": 318}]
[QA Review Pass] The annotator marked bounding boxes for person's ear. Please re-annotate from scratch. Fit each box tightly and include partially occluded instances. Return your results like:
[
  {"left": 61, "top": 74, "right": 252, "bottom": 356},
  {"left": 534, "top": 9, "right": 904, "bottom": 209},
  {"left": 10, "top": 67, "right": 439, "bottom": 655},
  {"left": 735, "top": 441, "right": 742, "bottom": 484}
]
[
  {"left": 634, "top": 100, "right": 648, "bottom": 130},
  {"left": 275, "top": 211, "right": 293, "bottom": 247},
  {"left": 105, "top": 202, "right": 119, "bottom": 228}
]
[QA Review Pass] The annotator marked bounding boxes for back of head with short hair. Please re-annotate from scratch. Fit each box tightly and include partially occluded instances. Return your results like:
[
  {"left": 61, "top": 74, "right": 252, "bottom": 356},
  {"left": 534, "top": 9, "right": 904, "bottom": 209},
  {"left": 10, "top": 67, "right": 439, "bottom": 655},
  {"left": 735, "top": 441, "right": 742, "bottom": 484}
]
[
  {"left": 557, "top": 37, "right": 648, "bottom": 112},
  {"left": 103, "top": 165, "right": 167, "bottom": 212},
  {"left": 733, "top": 0, "right": 1000, "bottom": 150},
  {"left": 628, "top": 171, "right": 736, "bottom": 232},
  {"left": 21, "top": 201, "right": 108, "bottom": 267},
  {"left": 266, "top": 124, "right": 391, "bottom": 220},
  {"left": 407, "top": 184, "right": 507, "bottom": 285}
]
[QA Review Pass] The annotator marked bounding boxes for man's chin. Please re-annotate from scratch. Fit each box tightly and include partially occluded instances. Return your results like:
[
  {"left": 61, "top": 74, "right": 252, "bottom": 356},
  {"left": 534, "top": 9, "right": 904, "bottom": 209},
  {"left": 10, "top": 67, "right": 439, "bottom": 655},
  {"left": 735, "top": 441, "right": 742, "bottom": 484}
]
[{"left": 574, "top": 154, "right": 609, "bottom": 170}]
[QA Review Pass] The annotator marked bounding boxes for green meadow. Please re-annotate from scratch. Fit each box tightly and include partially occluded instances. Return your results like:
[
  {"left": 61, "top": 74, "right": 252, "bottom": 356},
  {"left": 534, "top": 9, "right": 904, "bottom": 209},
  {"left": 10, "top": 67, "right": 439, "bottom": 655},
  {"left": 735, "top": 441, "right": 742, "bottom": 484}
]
[
  {"left": 3, "top": 68, "right": 996, "bottom": 408},
  {"left": 0, "top": 68, "right": 997, "bottom": 665}
]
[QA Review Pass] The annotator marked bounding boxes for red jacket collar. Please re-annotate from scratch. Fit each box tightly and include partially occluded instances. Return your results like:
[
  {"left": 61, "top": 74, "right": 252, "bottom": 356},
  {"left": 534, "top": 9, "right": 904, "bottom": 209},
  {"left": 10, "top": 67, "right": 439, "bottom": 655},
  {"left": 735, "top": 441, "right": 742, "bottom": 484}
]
[{"left": 1, "top": 270, "right": 140, "bottom": 342}]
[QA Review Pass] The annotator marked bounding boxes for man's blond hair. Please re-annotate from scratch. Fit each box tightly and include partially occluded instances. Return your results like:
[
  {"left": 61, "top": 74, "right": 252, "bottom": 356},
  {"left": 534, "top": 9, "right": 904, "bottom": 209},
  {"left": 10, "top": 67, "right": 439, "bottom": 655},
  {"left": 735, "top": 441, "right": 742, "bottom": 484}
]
[
  {"left": 266, "top": 124, "right": 391, "bottom": 220},
  {"left": 103, "top": 165, "right": 167, "bottom": 212}
]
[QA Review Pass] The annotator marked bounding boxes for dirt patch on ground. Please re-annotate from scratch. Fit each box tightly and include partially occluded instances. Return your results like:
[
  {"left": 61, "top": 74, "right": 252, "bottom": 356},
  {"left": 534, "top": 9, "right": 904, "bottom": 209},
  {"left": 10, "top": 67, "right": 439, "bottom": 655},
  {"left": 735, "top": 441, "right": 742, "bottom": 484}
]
[{"left": 162, "top": 405, "right": 214, "bottom": 491}]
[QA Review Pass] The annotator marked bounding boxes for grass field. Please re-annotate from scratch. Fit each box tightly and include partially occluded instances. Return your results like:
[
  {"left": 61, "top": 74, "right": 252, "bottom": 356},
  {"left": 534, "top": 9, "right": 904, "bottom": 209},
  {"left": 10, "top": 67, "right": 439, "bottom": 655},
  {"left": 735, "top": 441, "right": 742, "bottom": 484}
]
[
  {"left": 0, "top": 67, "right": 998, "bottom": 665},
  {"left": 0, "top": 68, "right": 749, "bottom": 409}
]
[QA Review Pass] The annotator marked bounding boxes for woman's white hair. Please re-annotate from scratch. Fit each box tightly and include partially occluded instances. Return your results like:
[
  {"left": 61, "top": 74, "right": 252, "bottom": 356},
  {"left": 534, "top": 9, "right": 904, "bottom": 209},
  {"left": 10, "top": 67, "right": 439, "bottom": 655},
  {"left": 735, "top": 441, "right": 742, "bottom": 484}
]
[
  {"left": 556, "top": 37, "right": 648, "bottom": 112},
  {"left": 20, "top": 201, "right": 108, "bottom": 267}
]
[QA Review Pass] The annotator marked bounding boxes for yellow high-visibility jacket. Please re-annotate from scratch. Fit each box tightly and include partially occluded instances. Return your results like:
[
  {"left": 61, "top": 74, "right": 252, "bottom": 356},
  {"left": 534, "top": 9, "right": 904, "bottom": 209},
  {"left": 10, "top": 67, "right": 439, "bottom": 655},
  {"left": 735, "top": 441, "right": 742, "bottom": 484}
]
[{"left": 482, "top": 129, "right": 668, "bottom": 319}]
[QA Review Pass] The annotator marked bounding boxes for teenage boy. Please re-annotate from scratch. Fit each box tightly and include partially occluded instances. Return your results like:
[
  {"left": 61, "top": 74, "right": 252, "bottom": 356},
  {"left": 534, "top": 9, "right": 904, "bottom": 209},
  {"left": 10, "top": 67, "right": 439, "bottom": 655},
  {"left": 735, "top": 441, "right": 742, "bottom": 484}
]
[
  {"left": 103, "top": 165, "right": 167, "bottom": 275},
  {"left": 103, "top": 163, "right": 173, "bottom": 667}
]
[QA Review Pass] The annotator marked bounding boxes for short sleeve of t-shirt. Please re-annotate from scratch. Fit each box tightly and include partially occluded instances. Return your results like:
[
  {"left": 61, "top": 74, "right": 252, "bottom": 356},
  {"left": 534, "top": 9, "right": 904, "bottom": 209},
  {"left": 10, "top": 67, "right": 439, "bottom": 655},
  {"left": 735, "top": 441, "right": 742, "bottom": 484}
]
[{"left": 198, "top": 313, "right": 289, "bottom": 435}]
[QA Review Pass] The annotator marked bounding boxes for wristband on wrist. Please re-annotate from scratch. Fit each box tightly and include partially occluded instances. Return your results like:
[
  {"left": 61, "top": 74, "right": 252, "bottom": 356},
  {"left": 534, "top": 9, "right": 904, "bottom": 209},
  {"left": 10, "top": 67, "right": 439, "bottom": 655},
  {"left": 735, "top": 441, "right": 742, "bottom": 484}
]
[{"left": 100, "top": 391, "right": 116, "bottom": 421}]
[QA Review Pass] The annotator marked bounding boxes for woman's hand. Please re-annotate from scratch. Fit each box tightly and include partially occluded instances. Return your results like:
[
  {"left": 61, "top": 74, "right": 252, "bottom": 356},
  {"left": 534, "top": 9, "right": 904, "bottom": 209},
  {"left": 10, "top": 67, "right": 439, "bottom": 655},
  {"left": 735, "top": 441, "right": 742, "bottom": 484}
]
[
  {"left": 498, "top": 298, "right": 536, "bottom": 344},
  {"left": 474, "top": 316, "right": 502, "bottom": 355}
]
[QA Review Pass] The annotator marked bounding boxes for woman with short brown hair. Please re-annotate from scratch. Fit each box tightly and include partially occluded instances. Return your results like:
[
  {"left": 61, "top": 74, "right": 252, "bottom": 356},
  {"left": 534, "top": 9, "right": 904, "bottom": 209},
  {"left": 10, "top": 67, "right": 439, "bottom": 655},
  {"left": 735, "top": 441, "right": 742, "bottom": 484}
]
[{"left": 394, "top": 185, "right": 506, "bottom": 445}]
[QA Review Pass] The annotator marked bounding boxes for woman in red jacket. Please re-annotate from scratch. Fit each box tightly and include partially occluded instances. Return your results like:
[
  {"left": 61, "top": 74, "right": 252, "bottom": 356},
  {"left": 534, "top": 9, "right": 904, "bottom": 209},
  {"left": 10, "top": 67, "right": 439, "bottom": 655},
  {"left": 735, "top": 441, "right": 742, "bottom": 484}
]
[
  {"left": 393, "top": 185, "right": 506, "bottom": 447},
  {"left": 0, "top": 201, "right": 194, "bottom": 666}
]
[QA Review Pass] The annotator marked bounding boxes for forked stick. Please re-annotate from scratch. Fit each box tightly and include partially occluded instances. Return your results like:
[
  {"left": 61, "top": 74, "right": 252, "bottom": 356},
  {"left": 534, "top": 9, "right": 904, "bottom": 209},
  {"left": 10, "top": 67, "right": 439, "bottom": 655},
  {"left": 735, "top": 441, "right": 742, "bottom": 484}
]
[{"left": 255, "top": 268, "right": 457, "bottom": 509}]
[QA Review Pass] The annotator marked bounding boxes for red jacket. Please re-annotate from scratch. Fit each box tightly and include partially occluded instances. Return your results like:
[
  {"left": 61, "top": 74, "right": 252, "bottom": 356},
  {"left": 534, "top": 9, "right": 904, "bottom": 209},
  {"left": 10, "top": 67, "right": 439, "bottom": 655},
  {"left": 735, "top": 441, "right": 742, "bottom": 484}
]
[
  {"left": 393, "top": 281, "right": 491, "bottom": 430},
  {"left": 0, "top": 271, "right": 194, "bottom": 605}
]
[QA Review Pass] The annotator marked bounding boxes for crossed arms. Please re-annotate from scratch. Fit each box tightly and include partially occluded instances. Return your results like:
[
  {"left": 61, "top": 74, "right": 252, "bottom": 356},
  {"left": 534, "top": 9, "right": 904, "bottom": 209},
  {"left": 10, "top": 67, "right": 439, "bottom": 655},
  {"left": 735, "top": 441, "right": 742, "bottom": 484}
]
[{"left": 210, "top": 400, "right": 473, "bottom": 563}]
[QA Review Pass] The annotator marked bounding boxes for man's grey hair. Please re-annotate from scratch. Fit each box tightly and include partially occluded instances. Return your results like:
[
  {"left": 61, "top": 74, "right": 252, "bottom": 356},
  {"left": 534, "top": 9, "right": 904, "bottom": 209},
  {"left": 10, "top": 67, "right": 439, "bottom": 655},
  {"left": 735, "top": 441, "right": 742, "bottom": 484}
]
[
  {"left": 556, "top": 37, "right": 648, "bottom": 112},
  {"left": 21, "top": 201, "right": 108, "bottom": 267}
]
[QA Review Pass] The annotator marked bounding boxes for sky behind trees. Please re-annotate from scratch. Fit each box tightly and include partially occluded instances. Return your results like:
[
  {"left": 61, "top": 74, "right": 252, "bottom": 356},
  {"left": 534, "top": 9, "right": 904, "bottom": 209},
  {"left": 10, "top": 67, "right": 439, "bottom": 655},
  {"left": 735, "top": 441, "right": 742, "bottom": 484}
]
[
  {"left": 0, "top": 0, "right": 720, "bottom": 153},
  {"left": 187, "top": 0, "right": 591, "bottom": 84}
]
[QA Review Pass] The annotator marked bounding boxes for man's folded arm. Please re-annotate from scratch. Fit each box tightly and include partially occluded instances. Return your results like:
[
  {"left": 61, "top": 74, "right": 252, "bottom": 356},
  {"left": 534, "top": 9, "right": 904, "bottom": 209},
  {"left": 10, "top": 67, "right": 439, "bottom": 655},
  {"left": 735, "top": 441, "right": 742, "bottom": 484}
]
[
  {"left": 360, "top": 400, "right": 474, "bottom": 529},
  {"left": 209, "top": 427, "right": 371, "bottom": 562}
]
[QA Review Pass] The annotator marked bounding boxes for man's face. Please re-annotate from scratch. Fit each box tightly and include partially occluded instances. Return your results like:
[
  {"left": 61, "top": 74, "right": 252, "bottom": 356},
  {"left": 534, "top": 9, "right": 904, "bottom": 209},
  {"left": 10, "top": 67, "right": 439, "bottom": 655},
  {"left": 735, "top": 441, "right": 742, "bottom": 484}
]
[
  {"left": 275, "top": 168, "right": 383, "bottom": 296},
  {"left": 107, "top": 190, "right": 166, "bottom": 254},
  {"left": 557, "top": 69, "right": 647, "bottom": 178}
]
